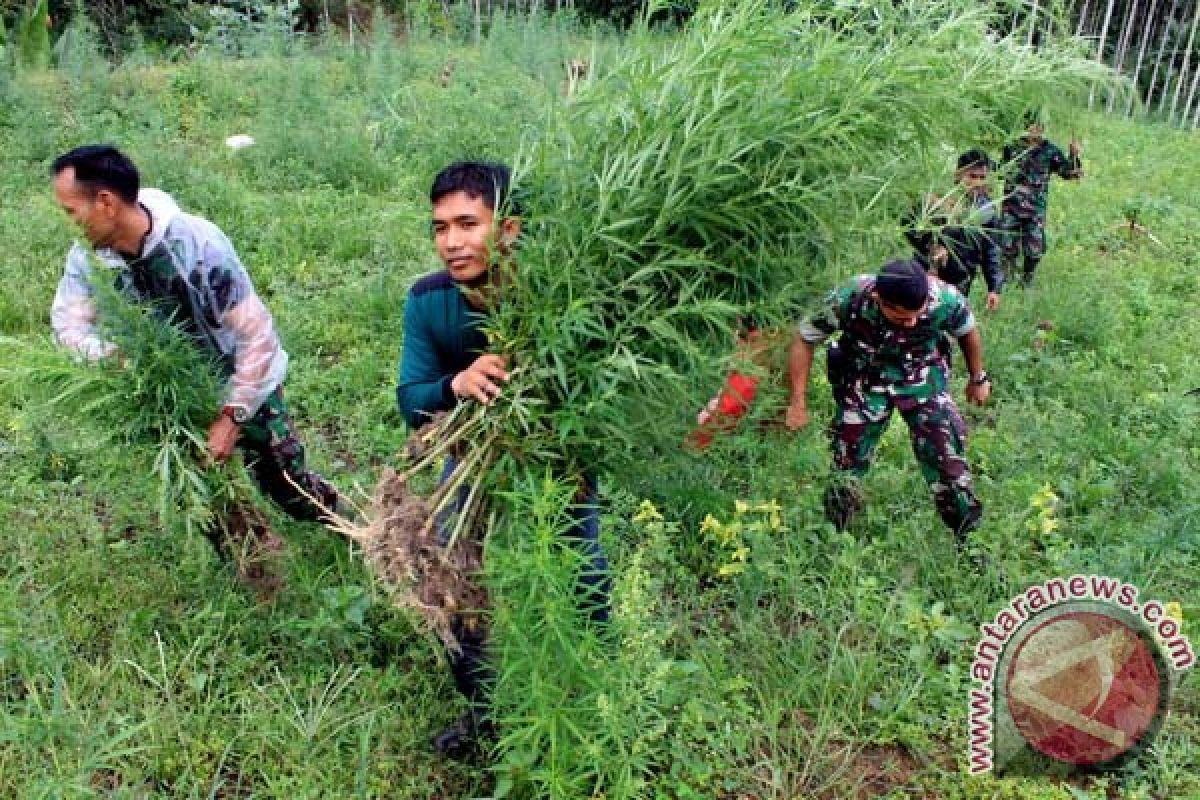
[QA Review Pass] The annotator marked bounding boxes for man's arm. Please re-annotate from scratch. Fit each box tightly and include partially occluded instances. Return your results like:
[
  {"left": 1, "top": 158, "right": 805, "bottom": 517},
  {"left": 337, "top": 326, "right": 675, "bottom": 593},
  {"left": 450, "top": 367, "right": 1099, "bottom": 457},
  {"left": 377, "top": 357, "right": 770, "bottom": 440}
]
[
  {"left": 786, "top": 334, "right": 816, "bottom": 430},
  {"left": 980, "top": 204, "right": 1004, "bottom": 304},
  {"left": 202, "top": 238, "right": 288, "bottom": 461},
  {"left": 1053, "top": 141, "right": 1083, "bottom": 180},
  {"left": 957, "top": 327, "right": 991, "bottom": 406},
  {"left": 397, "top": 294, "right": 458, "bottom": 430},
  {"left": 50, "top": 244, "right": 117, "bottom": 362},
  {"left": 958, "top": 327, "right": 984, "bottom": 379},
  {"left": 222, "top": 293, "right": 285, "bottom": 414},
  {"left": 786, "top": 285, "right": 846, "bottom": 430},
  {"left": 196, "top": 238, "right": 286, "bottom": 417}
]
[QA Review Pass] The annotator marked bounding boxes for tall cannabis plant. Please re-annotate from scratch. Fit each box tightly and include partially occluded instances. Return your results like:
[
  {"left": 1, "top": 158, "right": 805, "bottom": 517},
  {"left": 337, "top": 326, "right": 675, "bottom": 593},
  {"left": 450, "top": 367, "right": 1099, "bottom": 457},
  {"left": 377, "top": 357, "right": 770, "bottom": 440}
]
[{"left": 8, "top": 268, "right": 264, "bottom": 550}]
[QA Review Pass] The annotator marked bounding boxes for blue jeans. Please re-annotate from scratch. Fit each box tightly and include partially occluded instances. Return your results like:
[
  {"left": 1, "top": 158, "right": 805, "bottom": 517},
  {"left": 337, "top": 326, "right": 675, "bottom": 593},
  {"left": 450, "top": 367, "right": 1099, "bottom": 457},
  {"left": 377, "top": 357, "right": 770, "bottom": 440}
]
[{"left": 437, "top": 459, "right": 611, "bottom": 704}]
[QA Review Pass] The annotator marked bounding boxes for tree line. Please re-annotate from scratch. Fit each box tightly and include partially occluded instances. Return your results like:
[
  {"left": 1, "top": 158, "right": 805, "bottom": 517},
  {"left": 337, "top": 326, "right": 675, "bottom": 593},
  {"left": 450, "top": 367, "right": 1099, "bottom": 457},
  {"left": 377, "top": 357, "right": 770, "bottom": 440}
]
[{"left": 2, "top": 0, "right": 1199, "bottom": 127}]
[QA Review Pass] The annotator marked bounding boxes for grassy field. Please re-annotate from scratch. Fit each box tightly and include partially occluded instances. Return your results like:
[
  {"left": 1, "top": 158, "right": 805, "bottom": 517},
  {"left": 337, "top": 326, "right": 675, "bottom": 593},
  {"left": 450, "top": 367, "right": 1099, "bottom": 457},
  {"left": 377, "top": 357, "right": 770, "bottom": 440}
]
[{"left": 0, "top": 11, "right": 1197, "bottom": 800}]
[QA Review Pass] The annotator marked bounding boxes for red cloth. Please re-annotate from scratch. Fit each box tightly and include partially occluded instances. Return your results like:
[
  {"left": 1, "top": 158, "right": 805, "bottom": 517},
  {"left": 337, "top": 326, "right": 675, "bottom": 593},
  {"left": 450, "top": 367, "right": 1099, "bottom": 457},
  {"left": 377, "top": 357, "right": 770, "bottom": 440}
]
[
  {"left": 686, "top": 371, "right": 762, "bottom": 450},
  {"left": 716, "top": 372, "right": 759, "bottom": 415},
  {"left": 685, "top": 326, "right": 767, "bottom": 451}
]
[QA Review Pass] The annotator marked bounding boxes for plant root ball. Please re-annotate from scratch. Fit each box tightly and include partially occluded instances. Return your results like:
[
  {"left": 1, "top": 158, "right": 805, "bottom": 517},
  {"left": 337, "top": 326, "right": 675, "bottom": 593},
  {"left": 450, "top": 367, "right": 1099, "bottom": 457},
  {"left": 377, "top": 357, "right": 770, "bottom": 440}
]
[{"left": 357, "top": 468, "right": 489, "bottom": 654}]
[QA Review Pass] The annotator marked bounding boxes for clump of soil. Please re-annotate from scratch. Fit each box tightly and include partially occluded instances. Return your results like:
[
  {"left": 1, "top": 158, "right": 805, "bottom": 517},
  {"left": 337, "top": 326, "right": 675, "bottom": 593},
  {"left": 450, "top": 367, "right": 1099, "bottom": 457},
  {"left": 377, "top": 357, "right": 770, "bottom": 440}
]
[
  {"left": 214, "top": 503, "right": 286, "bottom": 602},
  {"left": 341, "top": 467, "right": 489, "bottom": 653}
]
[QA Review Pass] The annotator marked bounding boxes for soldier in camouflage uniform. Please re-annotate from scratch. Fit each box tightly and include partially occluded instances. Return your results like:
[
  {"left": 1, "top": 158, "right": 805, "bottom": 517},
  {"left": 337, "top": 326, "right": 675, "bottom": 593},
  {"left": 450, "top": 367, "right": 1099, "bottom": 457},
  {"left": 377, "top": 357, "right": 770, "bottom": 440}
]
[
  {"left": 1000, "top": 114, "right": 1082, "bottom": 286},
  {"left": 49, "top": 145, "right": 339, "bottom": 554},
  {"left": 785, "top": 259, "right": 992, "bottom": 540}
]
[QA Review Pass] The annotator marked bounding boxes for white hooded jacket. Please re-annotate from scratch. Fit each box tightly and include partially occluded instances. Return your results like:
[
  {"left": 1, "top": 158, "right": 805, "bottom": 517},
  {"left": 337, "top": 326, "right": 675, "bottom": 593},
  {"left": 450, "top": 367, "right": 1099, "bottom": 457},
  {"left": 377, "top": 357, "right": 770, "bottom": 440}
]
[{"left": 50, "top": 189, "right": 288, "bottom": 419}]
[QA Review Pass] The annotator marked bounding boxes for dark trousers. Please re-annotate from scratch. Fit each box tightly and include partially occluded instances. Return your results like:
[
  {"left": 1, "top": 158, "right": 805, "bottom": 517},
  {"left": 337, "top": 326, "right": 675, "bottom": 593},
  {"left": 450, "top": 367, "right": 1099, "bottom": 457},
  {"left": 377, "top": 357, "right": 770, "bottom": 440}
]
[{"left": 437, "top": 459, "right": 611, "bottom": 705}]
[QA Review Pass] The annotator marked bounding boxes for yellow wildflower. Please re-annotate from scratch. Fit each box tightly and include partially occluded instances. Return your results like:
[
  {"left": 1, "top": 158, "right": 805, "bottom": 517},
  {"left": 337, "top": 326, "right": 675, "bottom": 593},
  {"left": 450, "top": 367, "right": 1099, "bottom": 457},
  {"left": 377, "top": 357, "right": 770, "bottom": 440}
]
[
  {"left": 632, "top": 500, "right": 663, "bottom": 525},
  {"left": 1033, "top": 484, "right": 1059, "bottom": 509}
]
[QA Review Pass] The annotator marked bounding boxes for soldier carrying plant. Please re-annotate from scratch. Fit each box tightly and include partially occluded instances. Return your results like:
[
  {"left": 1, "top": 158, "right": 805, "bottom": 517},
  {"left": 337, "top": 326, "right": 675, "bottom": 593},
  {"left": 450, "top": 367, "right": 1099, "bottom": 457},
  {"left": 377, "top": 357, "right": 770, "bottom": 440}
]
[
  {"left": 907, "top": 149, "right": 1006, "bottom": 311},
  {"left": 49, "top": 145, "right": 340, "bottom": 561},
  {"left": 395, "top": 160, "right": 611, "bottom": 760}
]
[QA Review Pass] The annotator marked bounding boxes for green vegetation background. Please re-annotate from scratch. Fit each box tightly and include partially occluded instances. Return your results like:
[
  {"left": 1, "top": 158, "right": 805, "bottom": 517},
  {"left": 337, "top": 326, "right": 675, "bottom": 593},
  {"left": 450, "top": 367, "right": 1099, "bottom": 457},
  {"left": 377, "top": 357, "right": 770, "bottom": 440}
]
[{"left": 0, "top": 11, "right": 1197, "bottom": 800}]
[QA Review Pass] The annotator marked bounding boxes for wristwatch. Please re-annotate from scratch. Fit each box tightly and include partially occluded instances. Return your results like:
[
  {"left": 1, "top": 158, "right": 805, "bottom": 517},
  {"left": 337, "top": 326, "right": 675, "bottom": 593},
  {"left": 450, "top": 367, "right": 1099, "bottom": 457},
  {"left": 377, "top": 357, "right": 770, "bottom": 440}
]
[
  {"left": 970, "top": 371, "right": 992, "bottom": 386},
  {"left": 222, "top": 404, "right": 250, "bottom": 424}
]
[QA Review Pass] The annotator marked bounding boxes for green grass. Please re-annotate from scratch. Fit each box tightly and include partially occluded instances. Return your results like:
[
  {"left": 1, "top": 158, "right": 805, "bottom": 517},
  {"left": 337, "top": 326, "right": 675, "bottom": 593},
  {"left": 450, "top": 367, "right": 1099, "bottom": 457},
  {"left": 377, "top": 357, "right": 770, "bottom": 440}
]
[{"left": 1, "top": 9, "right": 1197, "bottom": 800}]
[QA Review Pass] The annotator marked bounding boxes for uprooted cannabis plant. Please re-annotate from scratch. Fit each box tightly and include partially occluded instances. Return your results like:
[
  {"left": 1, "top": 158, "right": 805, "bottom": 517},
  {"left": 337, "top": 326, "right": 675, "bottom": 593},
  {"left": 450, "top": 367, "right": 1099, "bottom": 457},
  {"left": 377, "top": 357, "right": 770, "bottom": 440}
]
[{"left": 3, "top": 266, "right": 277, "bottom": 585}]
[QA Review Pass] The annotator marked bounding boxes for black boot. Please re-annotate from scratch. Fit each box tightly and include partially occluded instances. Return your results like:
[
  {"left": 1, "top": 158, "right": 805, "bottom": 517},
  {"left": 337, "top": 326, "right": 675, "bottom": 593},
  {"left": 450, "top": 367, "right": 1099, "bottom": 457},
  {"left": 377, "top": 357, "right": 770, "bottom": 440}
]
[
  {"left": 432, "top": 708, "right": 494, "bottom": 761},
  {"left": 941, "top": 495, "right": 983, "bottom": 551},
  {"left": 824, "top": 483, "right": 864, "bottom": 531},
  {"left": 1020, "top": 256, "right": 1041, "bottom": 287}
]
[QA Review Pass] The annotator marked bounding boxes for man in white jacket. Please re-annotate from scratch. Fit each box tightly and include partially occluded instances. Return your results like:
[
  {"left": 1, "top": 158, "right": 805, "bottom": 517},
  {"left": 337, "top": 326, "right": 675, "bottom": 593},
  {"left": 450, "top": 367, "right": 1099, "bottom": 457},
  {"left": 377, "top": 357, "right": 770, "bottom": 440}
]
[{"left": 49, "top": 144, "right": 338, "bottom": 545}]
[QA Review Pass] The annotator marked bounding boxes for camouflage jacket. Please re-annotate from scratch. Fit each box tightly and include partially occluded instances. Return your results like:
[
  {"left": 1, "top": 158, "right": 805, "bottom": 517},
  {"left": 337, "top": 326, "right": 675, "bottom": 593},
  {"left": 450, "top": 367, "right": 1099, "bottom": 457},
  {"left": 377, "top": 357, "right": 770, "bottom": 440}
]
[
  {"left": 797, "top": 275, "right": 976, "bottom": 396},
  {"left": 50, "top": 189, "right": 287, "bottom": 418},
  {"left": 1001, "top": 138, "right": 1081, "bottom": 216}
]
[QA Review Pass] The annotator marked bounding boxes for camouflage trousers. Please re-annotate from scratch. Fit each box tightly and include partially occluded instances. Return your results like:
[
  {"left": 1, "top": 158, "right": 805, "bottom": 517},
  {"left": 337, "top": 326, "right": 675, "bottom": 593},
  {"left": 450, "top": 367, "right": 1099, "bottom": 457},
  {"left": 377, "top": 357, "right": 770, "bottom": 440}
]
[
  {"left": 826, "top": 364, "right": 982, "bottom": 538},
  {"left": 237, "top": 386, "right": 338, "bottom": 523},
  {"left": 1001, "top": 206, "right": 1047, "bottom": 281}
]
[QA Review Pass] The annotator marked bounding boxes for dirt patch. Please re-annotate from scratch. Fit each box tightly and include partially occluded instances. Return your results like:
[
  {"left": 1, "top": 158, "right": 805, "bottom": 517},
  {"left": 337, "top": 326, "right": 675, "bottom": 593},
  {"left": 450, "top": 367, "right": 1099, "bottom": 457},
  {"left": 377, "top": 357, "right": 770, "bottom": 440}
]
[
  {"left": 215, "top": 504, "right": 286, "bottom": 602},
  {"left": 827, "top": 742, "right": 928, "bottom": 799},
  {"left": 778, "top": 709, "right": 945, "bottom": 799},
  {"left": 89, "top": 769, "right": 123, "bottom": 792},
  {"left": 212, "top": 764, "right": 257, "bottom": 800}
]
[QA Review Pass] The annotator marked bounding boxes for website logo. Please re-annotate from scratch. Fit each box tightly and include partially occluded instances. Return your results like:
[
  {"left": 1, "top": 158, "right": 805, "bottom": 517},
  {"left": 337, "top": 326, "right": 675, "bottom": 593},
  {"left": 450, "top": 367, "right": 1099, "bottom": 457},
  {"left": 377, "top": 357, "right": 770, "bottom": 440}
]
[{"left": 968, "top": 576, "right": 1193, "bottom": 774}]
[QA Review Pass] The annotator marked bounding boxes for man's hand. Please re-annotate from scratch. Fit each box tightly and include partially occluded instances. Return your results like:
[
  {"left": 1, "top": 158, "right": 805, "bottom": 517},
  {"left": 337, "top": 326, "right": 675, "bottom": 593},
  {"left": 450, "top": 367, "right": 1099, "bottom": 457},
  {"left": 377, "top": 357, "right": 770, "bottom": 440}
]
[
  {"left": 785, "top": 401, "right": 810, "bottom": 431},
  {"left": 1069, "top": 139, "right": 1082, "bottom": 158},
  {"left": 930, "top": 244, "right": 949, "bottom": 270},
  {"left": 965, "top": 379, "right": 991, "bottom": 406},
  {"left": 207, "top": 413, "right": 241, "bottom": 462},
  {"left": 451, "top": 354, "right": 510, "bottom": 404},
  {"left": 985, "top": 292, "right": 1000, "bottom": 311},
  {"left": 696, "top": 395, "right": 720, "bottom": 426}
]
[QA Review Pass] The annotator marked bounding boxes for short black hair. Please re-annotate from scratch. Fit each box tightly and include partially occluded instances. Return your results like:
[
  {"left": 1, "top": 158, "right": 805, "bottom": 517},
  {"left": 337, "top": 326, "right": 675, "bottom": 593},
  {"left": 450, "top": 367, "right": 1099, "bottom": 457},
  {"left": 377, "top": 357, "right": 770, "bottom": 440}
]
[
  {"left": 51, "top": 145, "right": 140, "bottom": 204},
  {"left": 957, "top": 149, "right": 993, "bottom": 172},
  {"left": 876, "top": 258, "right": 930, "bottom": 311},
  {"left": 430, "top": 161, "right": 520, "bottom": 216}
]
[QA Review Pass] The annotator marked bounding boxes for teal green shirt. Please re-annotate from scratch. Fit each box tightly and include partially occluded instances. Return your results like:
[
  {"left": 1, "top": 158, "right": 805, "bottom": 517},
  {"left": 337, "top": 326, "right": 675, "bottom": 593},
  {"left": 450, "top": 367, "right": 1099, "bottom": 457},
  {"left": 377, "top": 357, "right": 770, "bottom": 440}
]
[{"left": 396, "top": 271, "right": 488, "bottom": 429}]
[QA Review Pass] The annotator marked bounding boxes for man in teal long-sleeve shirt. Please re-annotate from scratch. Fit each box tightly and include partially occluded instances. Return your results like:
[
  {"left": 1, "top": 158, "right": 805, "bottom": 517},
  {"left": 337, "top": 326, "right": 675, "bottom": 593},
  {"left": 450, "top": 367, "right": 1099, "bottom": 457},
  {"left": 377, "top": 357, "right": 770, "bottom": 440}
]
[
  {"left": 396, "top": 270, "right": 491, "bottom": 428},
  {"left": 396, "top": 161, "right": 610, "bottom": 762},
  {"left": 396, "top": 163, "right": 518, "bottom": 428}
]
